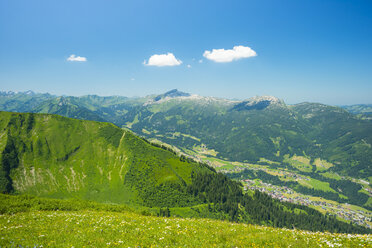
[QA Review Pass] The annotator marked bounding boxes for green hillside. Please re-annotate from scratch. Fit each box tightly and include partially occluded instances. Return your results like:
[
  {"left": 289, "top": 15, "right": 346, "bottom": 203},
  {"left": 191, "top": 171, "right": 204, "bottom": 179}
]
[
  {"left": 0, "top": 111, "right": 208, "bottom": 206},
  {"left": 117, "top": 93, "right": 372, "bottom": 211},
  {"left": 291, "top": 103, "right": 372, "bottom": 178},
  {"left": 0, "top": 111, "right": 369, "bottom": 234},
  {"left": 1, "top": 90, "right": 371, "bottom": 213},
  {"left": 2, "top": 90, "right": 371, "bottom": 181}
]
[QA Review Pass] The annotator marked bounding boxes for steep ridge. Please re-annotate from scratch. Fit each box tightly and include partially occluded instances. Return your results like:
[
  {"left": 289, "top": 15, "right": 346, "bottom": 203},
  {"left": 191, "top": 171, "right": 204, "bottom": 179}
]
[{"left": 0, "top": 111, "right": 209, "bottom": 206}]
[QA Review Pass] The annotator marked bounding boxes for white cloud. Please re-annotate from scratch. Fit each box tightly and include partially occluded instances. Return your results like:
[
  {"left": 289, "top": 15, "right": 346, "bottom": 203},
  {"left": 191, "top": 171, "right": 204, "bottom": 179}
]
[
  {"left": 144, "top": 53, "right": 182, "bottom": 67},
  {"left": 203, "top": 45, "right": 256, "bottom": 63},
  {"left": 187, "top": 64, "right": 191, "bottom": 68},
  {"left": 198, "top": 59, "right": 203, "bottom": 63},
  {"left": 67, "top": 54, "right": 87, "bottom": 62}
]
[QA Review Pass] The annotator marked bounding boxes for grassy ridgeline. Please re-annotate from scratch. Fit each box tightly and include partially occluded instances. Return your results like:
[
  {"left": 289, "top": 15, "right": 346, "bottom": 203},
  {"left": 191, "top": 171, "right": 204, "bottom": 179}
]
[
  {"left": 0, "top": 194, "right": 371, "bottom": 247},
  {"left": 0, "top": 193, "right": 134, "bottom": 214},
  {"left": 0, "top": 111, "right": 210, "bottom": 206}
]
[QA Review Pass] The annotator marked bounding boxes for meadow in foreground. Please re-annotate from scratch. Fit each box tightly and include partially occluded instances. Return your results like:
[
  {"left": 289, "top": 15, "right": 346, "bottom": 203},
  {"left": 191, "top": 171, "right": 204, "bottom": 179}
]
[{"left": 1, "top": 210, "right": 371, "bottom": 247}]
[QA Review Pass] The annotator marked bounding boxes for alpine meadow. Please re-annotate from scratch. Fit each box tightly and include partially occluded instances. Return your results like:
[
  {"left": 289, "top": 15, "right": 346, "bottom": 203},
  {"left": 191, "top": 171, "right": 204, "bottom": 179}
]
[{"left": 1, "top": 0, "right": 372, "bottom": 247}]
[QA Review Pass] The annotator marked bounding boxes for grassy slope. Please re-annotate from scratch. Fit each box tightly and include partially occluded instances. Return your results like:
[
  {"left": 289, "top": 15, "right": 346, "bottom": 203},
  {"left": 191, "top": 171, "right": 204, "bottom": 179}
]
[
  {"left": 4, "top": 211, "right": 371, "bottom": 248},
  {"left": 1, "top": 111, "right": 370, "bottom": 234},
  {"left": 0, "top": 194, "right": 370, "bottom": 248},
  {"left": 0, "top": 111, "right": 208, "bottom": 206}
]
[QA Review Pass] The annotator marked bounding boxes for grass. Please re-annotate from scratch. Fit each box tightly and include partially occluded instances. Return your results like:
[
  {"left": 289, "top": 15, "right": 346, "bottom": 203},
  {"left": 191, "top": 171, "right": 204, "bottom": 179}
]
[
  {"left": 1, "top": 210, "right": 371, "bottom": 247},
  {"left": 314, "top": 158, "right": 334, "bottom": 172},
  {"left": 192, "top": 144, "right": 218, "bottom": 157},
  {"left": 283, "top": 155, "right": 313, "bottom": 173},
  {"left": 1, "top": 183, "right": 372, "bottom": 248},
  {"left": 258, "top": 157, "right": 280, "bottom": 165},
  {"left": 180, "top": 133, "right": 201, "bottom": 142},
  {"left": 299, "top": 178, "right": 337, "bottom": 193},
  {"left": 2, "top": 194, "right": 371, "bottom": 247},
  {"left": 125, "top": 114, "right": 139, "bottom": 128},
  {"left": 321, "top": 172, "right": 343, "bottom": 180},
  {"left": 365, "top": 197, "right": 372, "bottom": 209},
  {"left": 0, "top": 111, "right": 212, "bottom": 208}
]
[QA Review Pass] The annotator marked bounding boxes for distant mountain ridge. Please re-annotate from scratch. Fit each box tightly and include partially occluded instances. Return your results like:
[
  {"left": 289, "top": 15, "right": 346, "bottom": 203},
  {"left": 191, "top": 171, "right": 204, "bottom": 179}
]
[
  {"left": 341, "top": 104, "right": 372, "bottom": 120},
  {"left": 231, "top": 96, "right": 284, "bottom": 111},
  {"left": 0, "top": 90, "right": 371, "bottom": 182},
  {"left": 154, "top": 89, "right": 191, "bottom": 101}
]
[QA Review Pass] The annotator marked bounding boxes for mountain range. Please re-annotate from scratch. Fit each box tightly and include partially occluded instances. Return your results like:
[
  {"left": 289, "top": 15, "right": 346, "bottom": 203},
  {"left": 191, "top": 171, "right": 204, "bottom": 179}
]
[
  {"left": 0, "top": 90, "right": 371, "bottom": 212},
  {"left": 1, "top": 90, "right": 370, "bottom": 178}
]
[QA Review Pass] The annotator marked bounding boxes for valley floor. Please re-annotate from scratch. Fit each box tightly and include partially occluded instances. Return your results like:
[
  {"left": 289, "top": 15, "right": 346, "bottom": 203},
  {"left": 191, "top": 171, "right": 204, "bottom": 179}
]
[{"left": 1, "top": 210, "right": 371, "bottom": 247}]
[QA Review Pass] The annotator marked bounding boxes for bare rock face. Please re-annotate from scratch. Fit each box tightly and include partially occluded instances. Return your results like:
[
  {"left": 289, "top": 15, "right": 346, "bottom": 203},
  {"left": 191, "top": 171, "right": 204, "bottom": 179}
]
[
  {"left": 155, "top": 89, "right": 191, "bottom": 101},
  {"left": 143, "top": 89, "right": 191, "bottom": 105},
  {"left": 232, "top": 96, "right": 284, "bottom": 111}
]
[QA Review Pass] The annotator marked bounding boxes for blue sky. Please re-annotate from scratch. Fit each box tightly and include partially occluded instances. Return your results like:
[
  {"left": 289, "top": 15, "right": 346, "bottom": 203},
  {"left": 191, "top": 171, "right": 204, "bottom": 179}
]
[{"left": 0, "top": 0, "right": 371, "bottom": 104}]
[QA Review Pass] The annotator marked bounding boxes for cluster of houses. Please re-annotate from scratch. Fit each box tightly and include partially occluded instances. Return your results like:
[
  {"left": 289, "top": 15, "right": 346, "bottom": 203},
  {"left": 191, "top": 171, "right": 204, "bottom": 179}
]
[
  {"left": 282, "top": 171, "right": 310, "bottom": 181},
  {"left": 192, "top": 156, "right": 372, "bottom": 228},
  {"left": 333, "top": 206, "right": 371, "bottom": 228},
  {"left": 243, "top": 180, "right": 372, "bottom": 228}
]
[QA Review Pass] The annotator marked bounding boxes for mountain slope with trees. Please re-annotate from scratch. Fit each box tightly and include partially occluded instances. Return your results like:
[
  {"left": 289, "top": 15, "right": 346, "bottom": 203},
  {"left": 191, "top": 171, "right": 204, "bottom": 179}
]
[
  {"left": 0, "top": 90, "right": 371, "bottom": 209},
  {"left": 0, "top": 111, "right": 369, "bottom": 233}
]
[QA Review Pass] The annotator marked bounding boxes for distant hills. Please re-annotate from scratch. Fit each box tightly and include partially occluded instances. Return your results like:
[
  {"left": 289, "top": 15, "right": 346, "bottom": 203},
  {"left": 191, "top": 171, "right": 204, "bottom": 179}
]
[
  {"left": 341, "top": 104, "right": 372, "bottom": 120},
  {"left": 1, "top": 90, "right": 371, "bottom": 179}
]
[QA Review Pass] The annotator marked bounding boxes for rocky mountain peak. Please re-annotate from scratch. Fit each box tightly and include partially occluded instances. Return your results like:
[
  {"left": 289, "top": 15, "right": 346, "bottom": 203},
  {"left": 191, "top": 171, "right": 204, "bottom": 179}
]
[
  {"left": 232, "top": 95, "right": 284, "bottom": 111},
  {"left": 154, "top": 89, "right": 191, "bottom": 101}
]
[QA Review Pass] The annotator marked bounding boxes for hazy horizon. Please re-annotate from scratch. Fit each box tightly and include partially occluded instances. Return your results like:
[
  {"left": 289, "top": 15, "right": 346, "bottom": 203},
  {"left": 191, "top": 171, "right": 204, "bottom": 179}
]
[
  {"left": 1, "top": 0, "right": 371, "bottom": 105},
  {"left": 1, "top": 88, "right": 371, "bottom": 106}
]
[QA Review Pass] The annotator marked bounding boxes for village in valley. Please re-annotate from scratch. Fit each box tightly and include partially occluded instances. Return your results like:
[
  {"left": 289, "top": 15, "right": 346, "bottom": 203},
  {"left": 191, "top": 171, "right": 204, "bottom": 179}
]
[
  {"left": 202, "top": 157, "right": 372, "bottom": 229},
  {"left": 149, "top": 141, "right": 372, "bottom": 229},
  {"left": 243, "top": 179, "right": 372, "bottom": 229}
]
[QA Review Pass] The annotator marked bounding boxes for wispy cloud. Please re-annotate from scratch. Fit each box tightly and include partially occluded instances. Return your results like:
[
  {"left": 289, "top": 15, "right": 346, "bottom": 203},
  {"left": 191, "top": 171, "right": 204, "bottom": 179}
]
[
  {"left": 67, "top": 54, "right": 87, "bottom": 62},
  {"left": 203, "top": 45, "right": 256, "bottom": 63},
  {"left": 143, "top": 53, "right": 182, "bottom": 67},
  {"left": 187, "top": 64, "right": 191, "bottom": 68}
]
